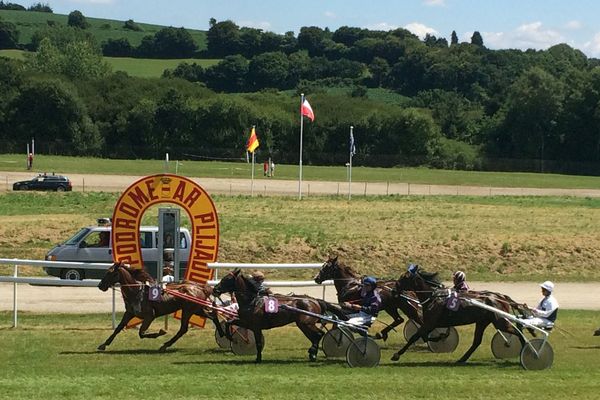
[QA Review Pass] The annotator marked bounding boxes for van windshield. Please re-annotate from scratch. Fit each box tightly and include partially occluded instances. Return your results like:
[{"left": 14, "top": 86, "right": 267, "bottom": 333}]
[{"left": 64, "top": 228, "right": 91, "bottom": 245}]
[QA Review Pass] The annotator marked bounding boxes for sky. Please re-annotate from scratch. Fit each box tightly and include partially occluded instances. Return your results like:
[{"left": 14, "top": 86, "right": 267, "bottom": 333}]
[{"left": 11, "top": 0, "right": 600, "bottom": 58}]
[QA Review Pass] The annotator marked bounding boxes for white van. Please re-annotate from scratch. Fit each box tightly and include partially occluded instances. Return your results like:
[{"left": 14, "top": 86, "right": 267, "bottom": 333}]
[{"left": 44, "top": 223, "right": 191, "bottom": 280}]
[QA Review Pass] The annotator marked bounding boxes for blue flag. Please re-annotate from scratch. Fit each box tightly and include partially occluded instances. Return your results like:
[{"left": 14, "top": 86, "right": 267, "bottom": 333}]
[{"left": 350, "top": 131, "right": 356, "bottom": 156}]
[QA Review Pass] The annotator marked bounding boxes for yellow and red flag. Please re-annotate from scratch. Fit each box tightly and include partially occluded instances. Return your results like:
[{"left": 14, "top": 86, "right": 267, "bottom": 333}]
[{"left": 246, "top": 127, "right": 259, "bottom": 153}]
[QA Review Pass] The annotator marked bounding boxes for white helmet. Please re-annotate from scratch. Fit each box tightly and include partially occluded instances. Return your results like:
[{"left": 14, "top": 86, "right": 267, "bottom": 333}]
[
  {"left": 540, "top": 281, "right": 554, "bottom": 293},
  {"left": 453, "top": 271, "right": 466, "bottom": 282}
]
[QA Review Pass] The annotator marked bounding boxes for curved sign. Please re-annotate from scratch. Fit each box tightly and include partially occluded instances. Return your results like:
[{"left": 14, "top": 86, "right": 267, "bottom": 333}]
[{"left": 111, "top": 174, "right": 219, "bottom": 326}]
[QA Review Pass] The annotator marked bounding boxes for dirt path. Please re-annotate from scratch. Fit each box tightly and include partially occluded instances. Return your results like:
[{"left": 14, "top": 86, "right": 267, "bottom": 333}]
[
  {"left": 1, "top": 281, "right": 598, "bottom": 313},
  {"left": 2, "top": 171, "right": 600, "bottom": 197}
]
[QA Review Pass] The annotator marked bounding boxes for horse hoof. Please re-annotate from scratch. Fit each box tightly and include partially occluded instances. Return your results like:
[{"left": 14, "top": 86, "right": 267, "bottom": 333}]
[
  {"left": 391, "top": 353, "right": 400, "bottom": 361},
  {"left": 159, "top": 345, "right": 168, "bottom": 352},
  {"left": 594, "top": 330, "right": 600, "bottom": 336},
  {"left": 97, "top": 344, "right": 106, "bottom": 351},
  {"left": 456, "top": 359, "right": 467, "bottom": 365},
  {"left": 158, "top": 329, "right": 167, "bottom": 336},
  {"left": 309, "top": 354, "right": 317, "bottom": 362},
  {"left": 375, "top": 333, "right": 388, "bottom": 341}
]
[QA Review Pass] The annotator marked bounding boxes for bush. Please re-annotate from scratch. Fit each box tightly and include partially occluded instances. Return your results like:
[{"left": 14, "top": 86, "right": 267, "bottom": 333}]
[
  {"left": 429, "top": 137, "right": 482, "bottom": 170},
  {"left": 123, "top": 19, "right": 142, "bottom": 31}
]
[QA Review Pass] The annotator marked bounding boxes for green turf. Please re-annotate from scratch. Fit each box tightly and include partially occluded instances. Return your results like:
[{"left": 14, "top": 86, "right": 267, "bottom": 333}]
[
  {"left": 2, "top": 153, "right": 600, "bottom": 189},
  {"left": 0, "top": 310, "right": 598, "bottom": 399},
  {"left": 0, "top": 9, "right": 207, "bottom": 49}
]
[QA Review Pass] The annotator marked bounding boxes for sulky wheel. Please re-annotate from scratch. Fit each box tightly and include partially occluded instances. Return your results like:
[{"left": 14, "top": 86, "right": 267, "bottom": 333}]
[
  {"left": 322, "top": 328, "right": 354, "bottom": 358},
  {"left": 214, "top": 321, "right": 231, "bottom": 349},
  {"left": 230, "top": 327, "right": 263, "bottom": 356},
  {"left": 346, "top": 337, "right": 380, "bottom": 368},
  {"left": 427, "top": 326, "right": 459, "bottom": 353},
  {"left": 403, "top": 319, "right": 425, "bottom": 345},
  {"left": 520, "top": 339, "right": 554, "bottom": 370},
  {"left": 491, "top": 331, "right": 522, "bottom": 359}
]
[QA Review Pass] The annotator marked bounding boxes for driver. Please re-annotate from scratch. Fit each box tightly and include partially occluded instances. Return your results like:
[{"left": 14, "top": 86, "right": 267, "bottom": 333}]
[
  {"left": 250, "top": 271, "right": 273, "bottom": 296},
  {"left": 342, "top": 276, "right": 381, "bottom": 326},
  {"left": 521, "top": 281, "right": 559, "bottom": 329},
  {"left": 453, "top": 270, "right": 469, "bottom": 292}
]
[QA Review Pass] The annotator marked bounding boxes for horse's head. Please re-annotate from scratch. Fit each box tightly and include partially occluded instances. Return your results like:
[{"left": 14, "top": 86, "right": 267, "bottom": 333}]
[
  {"left": 98, "top": 262, "right": 123, "bottom": 292},
  {"left": 213, "top": 268, "right": 241, "bottom": 296},
  {"left": 314, "top": 256, "right": 338, "bottom": 284},
  {"left": 395, "top": 265, "right": 442, "bottom": 293}
]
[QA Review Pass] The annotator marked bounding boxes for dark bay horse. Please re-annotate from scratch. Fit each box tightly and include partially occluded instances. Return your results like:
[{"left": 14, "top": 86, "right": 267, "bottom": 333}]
[
  {"left": 390, "top": 266, "right": 526, "bottom": 363},
  {"left": 213, "top": 268, "right": 346, "bottom": 363},
  {"left": 97, "top": 262, "right": 223, "bottom": 352},
  {"left": 313, "top": 256, "right": 422, "bottom": 340}
]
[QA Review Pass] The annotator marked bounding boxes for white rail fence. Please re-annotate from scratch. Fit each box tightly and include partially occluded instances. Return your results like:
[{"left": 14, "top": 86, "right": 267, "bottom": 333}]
[{"left": 0, "top": 258, "right": 332, "bottom": 328}]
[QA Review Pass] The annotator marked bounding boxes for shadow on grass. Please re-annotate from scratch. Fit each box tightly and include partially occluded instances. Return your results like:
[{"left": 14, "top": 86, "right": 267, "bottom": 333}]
[
  {"left": 173, "top": 358, "right": 345, "bottom": 366},
  {"left": 383, "top": 360, "right": 519, "bottom": 369},
  {"left": 60, "top": 348, "right": 180, "bottom": 355},
  {"left": 572, "top": 345, "right": 600, "bottom": 350}
]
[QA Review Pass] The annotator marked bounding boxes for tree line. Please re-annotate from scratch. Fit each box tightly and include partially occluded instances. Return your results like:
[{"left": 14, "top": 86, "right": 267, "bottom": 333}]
[{"left": 1, "top": 15, "right": 600, "bottom": 174}]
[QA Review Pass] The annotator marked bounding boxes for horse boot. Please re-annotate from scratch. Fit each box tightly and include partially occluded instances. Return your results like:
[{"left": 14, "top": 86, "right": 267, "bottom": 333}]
[
  {"left": 594, "top": 328, "right": 600, "bottom": 336},
  {"left": 308, "top": 345, "right": 318, "bottom": 362}
]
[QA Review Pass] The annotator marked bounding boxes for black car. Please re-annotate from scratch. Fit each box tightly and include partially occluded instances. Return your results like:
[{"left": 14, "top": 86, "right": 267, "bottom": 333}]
[{"left": 13, "top": 174, "right": 72, "bottom": 192}]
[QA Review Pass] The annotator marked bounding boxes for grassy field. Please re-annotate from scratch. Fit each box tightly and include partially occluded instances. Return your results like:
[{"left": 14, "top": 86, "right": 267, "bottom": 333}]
[
  {"left": 3, "top": 154, "right": 600, "bottom": 189},
  {"left": 0, "top": 9, "right": 207, "bottom": 48},
  {"left": 1, "top": 192, "right": 599, "bottom": 281},
  {"left": 1, "top": 311, "right": 599, "bottom": 399},
  {"left": 0, "top": 50, "right": 219, "bottom": 77}
]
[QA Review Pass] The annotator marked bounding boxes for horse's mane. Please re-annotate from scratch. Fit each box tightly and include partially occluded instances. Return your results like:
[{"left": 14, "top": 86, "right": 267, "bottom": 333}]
[
  {"left": 122, "top": 264, "right": 155, "bottom": 284},
  {"left": 416, "top": 269, "right": 442, "bottom": 286},
  {"left": 337, "top": 260, "right": 359, "bottom": 278}
]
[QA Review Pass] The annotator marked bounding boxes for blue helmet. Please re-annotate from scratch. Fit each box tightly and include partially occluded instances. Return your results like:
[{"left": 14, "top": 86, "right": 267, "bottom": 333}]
[{"left": 363, "top": 276, "right": 377, "bottom": 286}]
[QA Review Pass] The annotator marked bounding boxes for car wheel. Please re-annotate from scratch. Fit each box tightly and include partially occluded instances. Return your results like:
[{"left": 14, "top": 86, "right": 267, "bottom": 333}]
[
  {"left": 19, "top": 185, "right": 28, "bottom": 191},
  {"left": 56, "top": 186, "right": 66, "bottom": 192},
  {"left": 61, "top": 269, "right": 84, "bottom": 280}
]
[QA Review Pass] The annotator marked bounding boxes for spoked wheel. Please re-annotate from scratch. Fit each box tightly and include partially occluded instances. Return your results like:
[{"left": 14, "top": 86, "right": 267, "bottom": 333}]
[
  {"left": 403, "top": 319, "right": 425, "bottom": 345},
  {"left": 346, "top": 337, "right": 380, "bottom": 368},
  {"left": 491, "top": 331, "right": 522, "bottom": 359},
  {"left": 230, "top": 327, "right": 263, "bottom": 356},
  {"left": 214, "top": 321, "right": 230, "bottom": 349},
  {"left": 322, "top": 328, "right": 354, "bottom": 358},
  {"left": 520, "top": 339, "right": 554, "bottom": 370},
  {"left": 427, "top": 327, "right": 459, "bottom": 353}
]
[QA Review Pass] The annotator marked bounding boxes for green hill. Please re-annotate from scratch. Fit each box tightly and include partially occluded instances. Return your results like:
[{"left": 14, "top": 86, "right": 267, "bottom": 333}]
[{"left": 0, "top": 9, "right": 207, "bottom": 49}]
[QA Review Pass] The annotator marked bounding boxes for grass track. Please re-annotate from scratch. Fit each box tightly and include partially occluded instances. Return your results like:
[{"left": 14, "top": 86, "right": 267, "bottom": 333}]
[
  {"left": 2, "top": 154, "right": 600, "bottom": 189},
  {"left": 1, "top": 311, "right": 599, "bottom": 399}
]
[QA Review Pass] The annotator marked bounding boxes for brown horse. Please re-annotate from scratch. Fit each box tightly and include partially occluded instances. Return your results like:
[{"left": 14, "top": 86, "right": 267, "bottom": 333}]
[
  {"left": 213, "top": 268, "right": 346, "bottom": 363},
  {"left": 97, "top": 262, "right": 223, "bottom": 352},
  {"left": 390, "top": 266, "right": 526, "bottom": 363},
  {"left": 313, "top": 256, "right": 422, "bottom": 340}
]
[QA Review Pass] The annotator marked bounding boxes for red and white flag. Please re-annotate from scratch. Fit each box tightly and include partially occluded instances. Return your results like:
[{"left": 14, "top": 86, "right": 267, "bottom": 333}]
[{"left": 301, "top": 98, "right": 314, "bottom": 122}]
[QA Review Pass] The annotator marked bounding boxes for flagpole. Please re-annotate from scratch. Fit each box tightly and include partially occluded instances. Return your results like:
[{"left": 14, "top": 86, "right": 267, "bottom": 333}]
[
  {"left": 251, "top": 125, "right": 255, "bottom": 196},
  {"left": 298, "top": 94, "right": 304, "bottom": 200},
  {"left": 348, "top": 125, "right": 353, "bottom": 200}
]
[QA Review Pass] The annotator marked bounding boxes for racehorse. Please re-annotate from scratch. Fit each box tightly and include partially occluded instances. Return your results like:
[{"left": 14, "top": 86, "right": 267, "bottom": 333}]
[
  {"left": 390, "top": 265, "right": 526, "bottom": 363},
  {"left": 97, "top": 262, "right": 224, "bottom": 352},
  {"left": 314, "top": 256, "right": 422, "bottom": 340},
  {"left": 213, "top": 268, "right": 346, "bottom": 363}
]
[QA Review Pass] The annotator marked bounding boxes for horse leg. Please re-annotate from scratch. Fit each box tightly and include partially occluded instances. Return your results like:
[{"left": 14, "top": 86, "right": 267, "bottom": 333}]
[
  {"left": 254, "top": 328, "right": 264, "bottom": 363},
  {"left": 391, "top": 325, "right": 433, "bottom": 361},
  {"left": 375, "top": 307, "right": 403, "bottom": 341},
  {"left": 457, "top": 321, "right": 489, "bottom": 363},
  {"left": 138, "top": 314, "right": 166, "bottom": 339},
  {"left": 97, "top": 312, "right": 134, "bottom": 351},
  {"left": 159, "top": 308, "right": 192, "bottom": 352},
  {"left": 296, "top": 321, "right": 323, "bottom": 362}
]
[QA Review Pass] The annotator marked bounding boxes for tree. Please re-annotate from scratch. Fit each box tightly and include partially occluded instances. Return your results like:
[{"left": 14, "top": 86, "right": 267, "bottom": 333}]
[
  {"left": 6, "top": 78, "right": 102, "bottom": 154},
  {"left": 152, "top": 27, "right": 197, "bottom": 58},
  {"left": 451, "top": 30, "right": 458, "bottom": 45},
  {"left": 0, "top": 19, "right": 19, "bottom": 49},
  {"left": 204, "top": 55, "right": 249, "bottom": 92},
  {"left": 248, "top": 51, "right": 290, "bottom": 90},
  {"left": 28, "top": 2, "right": 52, "bottom": 12},
  {"left": 102, "top": 38, "right": 133, "bottom": 57},
  {"left": 471, "top": 31, "right": 484, "bottom": 47},
  {"left": 369, "top": 57, "right": 390, "bottom": 87},
  {"left": 68, "top": 10, "right": 90, "bottom": 29},
  {"left": 123, "top": 19, "right": 142, "bottom": 31},
  {"left": 297, "top": 26, "right": 329, "bottom": 56},
  {"left": 206, "top": 19, "right": 240, "bottom": 57}
]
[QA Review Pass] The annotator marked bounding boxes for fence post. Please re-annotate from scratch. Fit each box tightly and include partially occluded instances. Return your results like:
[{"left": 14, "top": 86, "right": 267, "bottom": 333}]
[
  {"left": 322, "top": 285, "right": 326, "bottom": 300},
  {"left": 408, "top": 183, "right": 410, "bottom": 195},
  {"left": 229, "top": 183, "right": 232, "bottom": 196},
  {"left": 337, "top": 183, "right": 340, "bottom": 196},
  {"left": 386, "top": 181, "right": 389, "bottom": 196},
  {"left": 364, "top": 182, "right": 367, "bottom": 196},
  {"left": 82, "top": 178, "right": 85, "bottom": 193},
  {"left": 13, "top": 264, "right": 18, "bottom": 328},
  {"left": 308, "top": 184, "right": 310, "bottom": 197},
  {"left": 112, "top": 288, "right": 116, "bottom": 329}
]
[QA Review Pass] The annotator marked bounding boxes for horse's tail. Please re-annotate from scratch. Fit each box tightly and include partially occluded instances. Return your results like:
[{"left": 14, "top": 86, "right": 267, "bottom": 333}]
[{"left": 317, "top": 299, "right": 348, "bottom": 321}]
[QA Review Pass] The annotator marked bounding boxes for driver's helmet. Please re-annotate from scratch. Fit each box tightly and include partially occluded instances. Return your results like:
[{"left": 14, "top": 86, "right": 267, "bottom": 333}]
[
  {"left": 363, "top": 276, "right": 377, "bottom": 286},
  {"left": 407, "top": 264, "right": 418, "bottom": 275},
  {"left": 453, "top": 270, "right": 466, "bottom": 283}
]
